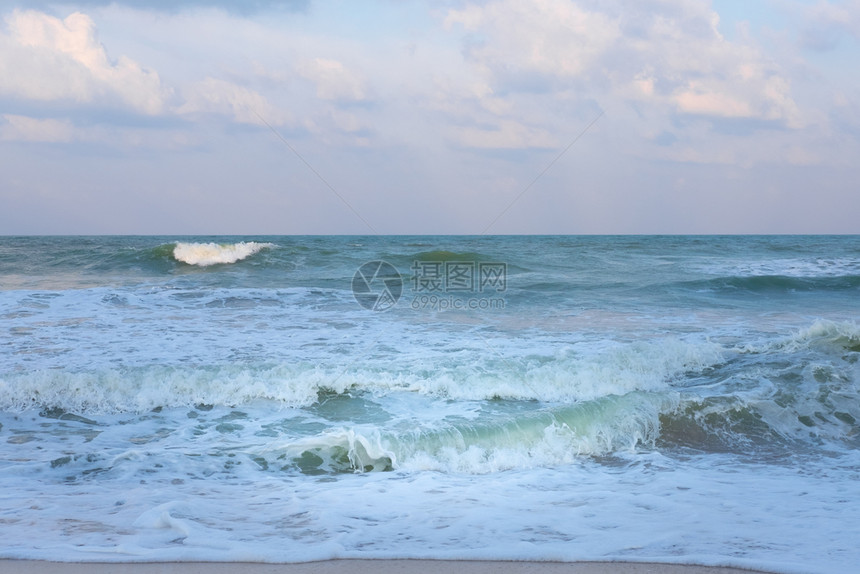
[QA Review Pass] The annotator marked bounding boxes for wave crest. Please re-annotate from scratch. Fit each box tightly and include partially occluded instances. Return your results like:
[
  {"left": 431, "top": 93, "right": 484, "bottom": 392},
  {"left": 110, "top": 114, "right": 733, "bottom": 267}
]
[
  {"left": 258, "top": 392, "right": 678, "bottom": 474},
  {"left": 173, "top": 242, "right": 274, "bottom": 266}
]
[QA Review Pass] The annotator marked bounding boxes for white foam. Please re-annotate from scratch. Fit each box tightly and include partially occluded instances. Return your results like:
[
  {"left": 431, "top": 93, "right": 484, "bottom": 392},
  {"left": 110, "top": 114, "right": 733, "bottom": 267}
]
[
  {"left": 698, "top": 257, "right": 860, "bottom": 278},
  {"left": 173, "top": 242, "right": 274, "bottom": 266},
  {"left": 266, "top": 427, "right": 396, "bottom": 472},
  {"left": 375, "top": 338, "right": 724, "bottom": 403},
  {"left": 779, "top": 319, "right": 860, "bottom": 350},
  {"left": 722, "top": 320, "right": 860, "bottom": 445},
  {"left": 256, "top": 391, "right": 679, "bottom": 474},
  {"left": 2, "top": 443, "right": 858, "bottom": 572},
  {"left": 0, "top": 337, "right": 723, "bottom": 414},
  {"left": 738, "top": 319, "right": 860, "bottom": 354},
  {"left": 0, "top": 365, "right": 334, "bottom": 413}
]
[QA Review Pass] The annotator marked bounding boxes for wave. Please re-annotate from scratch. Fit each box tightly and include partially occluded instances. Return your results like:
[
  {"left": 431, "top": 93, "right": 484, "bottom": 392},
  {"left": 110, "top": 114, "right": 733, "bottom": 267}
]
[
  {"left": 663, "top": 321, "right": 860, "bottom": 454},
  {"left": 0, "top": 364, "right": 334, "bottom": 414},
  {"left": 661, "top": 387, "right": 860, "bottom": 455},
  {"left": 410, "top": 250, "right": 488, "bottom": 262},
  {"left": 258, "top": 391, "right": 678, "bottom": 474},
  {"left": 741, "top": 320, "right": 860, "bottom": 354},
  {"left": 683, "top": 274, "right": 860, "bottom": 293},
  {"left": 268, "top": 347, "right": 858, "bottom": 474},
  {"left": 3, "top": 322, "right": 856, "bottom": 473},
  {"left": 172, "top": 242, "right": 274, "bottom": 266},
  {"left": 698, "top": 257, "right": 860, "bottom": 279},
  {"left": 0, "top": 338, "right": 724, "bottom": 414}
]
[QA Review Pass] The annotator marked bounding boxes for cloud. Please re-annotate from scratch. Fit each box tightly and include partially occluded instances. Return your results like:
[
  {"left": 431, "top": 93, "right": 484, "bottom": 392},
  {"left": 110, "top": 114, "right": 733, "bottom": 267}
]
[
  {"left": 669, "top": 75, "right": 800, "bottom": 126},
  {"left": 830, "top": 90, "right": 860, "bottom": 139},
  {"left": 450, "top": 120, "right": 556, "bottom": 149},
  {"left": 0, "top": 1, "right": 857, "bottom": 234},
  {"left": 298, "top": 58, "right": 367, "bottom": 102},
  {"left": 0, "top": 114, "right": 74, "bottom": 142},
  {"left": 443, "top": 0, "right": 803, "bottom": 130},
  {"left": 13, "top": 1, "right": 309, "bottom": 16},
  {"left": 801, "top": 0, "right": 860, "bottom": 50},
  {"left": 176, "top": 77, "right": 289, "bottom": 126},
  {"left": 446, "top": 0, "right": 620, "bottom": 84},
  {"left": 0, "top": 112, "right": 206, "bottom": 149},
  {"left": 0, "top": 10, "right": 294, "bottom": 132},
  {"left": 0, "top": 10, "right": 169, "bottom": 114},
  {"left": 673, "top": 84, "right": 753, "bottom": 118}
]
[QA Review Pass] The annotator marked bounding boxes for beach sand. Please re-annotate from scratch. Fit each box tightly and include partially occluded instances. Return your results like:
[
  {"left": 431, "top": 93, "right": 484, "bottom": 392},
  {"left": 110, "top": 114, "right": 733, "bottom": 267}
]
[{"left": 0, "top": 560, "right": 775, "bottom": 574}]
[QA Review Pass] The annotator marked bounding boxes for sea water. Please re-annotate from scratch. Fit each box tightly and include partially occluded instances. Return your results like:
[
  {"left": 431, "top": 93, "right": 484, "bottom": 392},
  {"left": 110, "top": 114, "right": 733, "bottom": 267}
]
[{"left": 0, "top": 235, "right": 858, "bottom": 572}]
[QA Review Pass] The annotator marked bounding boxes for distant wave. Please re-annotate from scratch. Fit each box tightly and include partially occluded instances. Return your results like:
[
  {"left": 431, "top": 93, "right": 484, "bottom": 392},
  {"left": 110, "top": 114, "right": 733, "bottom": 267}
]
[
  {"left": 411, "top": 250, "right": 492, "bottom": 262},
  {"left": 173, "top": 242, "right": 274, "bottom": 266},
  {"left": 699, "top": 257, "right": 860, "bottom": 279},
  {"left": 684, "top": 274, "right": 860, "bottom": 293}
]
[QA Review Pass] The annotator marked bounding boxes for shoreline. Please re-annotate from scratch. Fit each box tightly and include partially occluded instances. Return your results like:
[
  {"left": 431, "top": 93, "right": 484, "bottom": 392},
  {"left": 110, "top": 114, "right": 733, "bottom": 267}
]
[{"left": 0, "top": 560, "right": 778, "bottom": 574}]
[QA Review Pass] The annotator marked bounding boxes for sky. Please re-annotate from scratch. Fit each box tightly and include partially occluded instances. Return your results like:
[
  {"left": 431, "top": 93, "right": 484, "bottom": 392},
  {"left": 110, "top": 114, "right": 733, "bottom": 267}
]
[{"left": 0, "top": 0, "right": 858, "bottom": 234}]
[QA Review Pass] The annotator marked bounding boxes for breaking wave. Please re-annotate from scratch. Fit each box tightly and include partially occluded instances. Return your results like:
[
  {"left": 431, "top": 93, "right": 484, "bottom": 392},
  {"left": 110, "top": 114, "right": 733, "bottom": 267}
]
[
  {"left": 0, "top": 338, "right": 725, "bottom": 414},
  {"left": 172, "top": 242, "right": 274, "bottom": 266},
  {"left": 259, "top": 391, "right": 678, "bottom": 474}
]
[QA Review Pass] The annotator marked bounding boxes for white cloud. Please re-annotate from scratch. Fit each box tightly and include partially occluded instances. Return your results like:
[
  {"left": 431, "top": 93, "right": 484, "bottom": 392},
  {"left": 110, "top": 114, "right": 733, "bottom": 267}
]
[
  {"left": 446, "top": 0, "right": 620, "bottom": 81},
  {"left": 0, "top": 114, "right": 74, "bottom": 142},
  {"left": 0, "top": 113, "right": 206, "bottom": 150},
  {"left": 450, "top": 120, "right": 556, "bottom": 149},
  {"left": 443, "top": 0, "right": 803, "bottom": 130},
  {"left": 176, "top": 77, "right": 289, "bottom": 126},
  {"left": 0, "top": 9, "right": 295, "bottom": 130},
  {"left": 0, "top": 10, "right": 169, "bottom": 114},
  {"left": 802, "top": 0, "right": 860, "bottom": 49},
  {"left": 298, "top": 57, "right": 367, "bottom": 102},
  {"left": 627, "top": 7, "right": 803, "bottom": 127},
  {"left": 672, "top": 85, "right": 753, "bottom": 118}
]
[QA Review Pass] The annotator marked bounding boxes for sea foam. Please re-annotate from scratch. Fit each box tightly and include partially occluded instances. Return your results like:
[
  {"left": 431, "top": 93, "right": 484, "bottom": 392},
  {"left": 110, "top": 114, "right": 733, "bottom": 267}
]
[{"left": 0, "top": 338, "right": 724, "bottom": 414}]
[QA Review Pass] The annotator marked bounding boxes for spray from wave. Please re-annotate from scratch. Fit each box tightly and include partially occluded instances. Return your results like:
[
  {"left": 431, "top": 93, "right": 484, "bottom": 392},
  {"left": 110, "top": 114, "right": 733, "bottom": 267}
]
[{"left": 173, "top": 242, "right": 274, "bottom": 266}]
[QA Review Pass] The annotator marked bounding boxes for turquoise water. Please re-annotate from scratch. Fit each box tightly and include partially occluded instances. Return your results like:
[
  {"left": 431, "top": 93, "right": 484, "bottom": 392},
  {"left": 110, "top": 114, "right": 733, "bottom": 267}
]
[{"left": 0, "top": 236, "right": 858, "bottom": 571}]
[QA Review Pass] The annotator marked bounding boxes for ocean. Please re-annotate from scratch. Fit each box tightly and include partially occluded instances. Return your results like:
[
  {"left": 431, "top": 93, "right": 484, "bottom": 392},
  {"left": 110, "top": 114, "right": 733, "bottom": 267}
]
[{"left": 0, "top": 235, "right": 858, "bottom": 572}]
